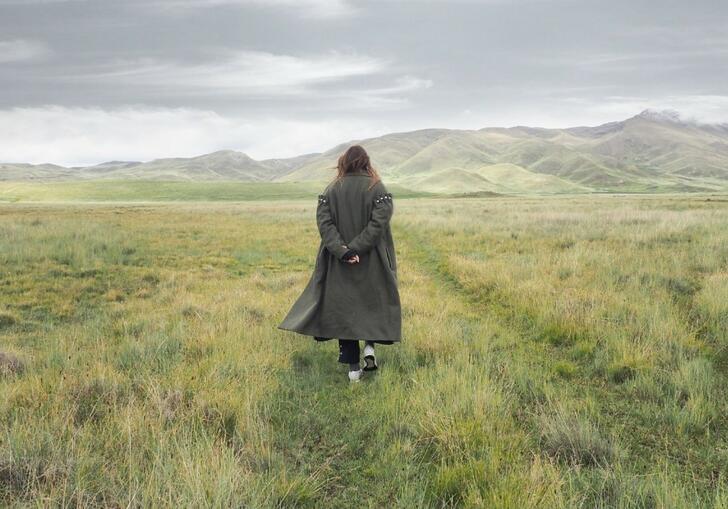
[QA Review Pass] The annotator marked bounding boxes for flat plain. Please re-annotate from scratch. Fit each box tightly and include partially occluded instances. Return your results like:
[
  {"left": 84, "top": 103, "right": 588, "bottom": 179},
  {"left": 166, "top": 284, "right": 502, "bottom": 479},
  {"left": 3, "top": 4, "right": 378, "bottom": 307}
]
[{"left": 1, "top": 192, "right": 727, "bottom": 507}]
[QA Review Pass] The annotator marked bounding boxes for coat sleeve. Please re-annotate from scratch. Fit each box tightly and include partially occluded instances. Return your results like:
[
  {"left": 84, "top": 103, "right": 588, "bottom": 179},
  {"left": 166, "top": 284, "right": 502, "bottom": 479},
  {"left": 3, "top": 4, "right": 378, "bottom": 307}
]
[
  {"left": 316, "top": 193, "right": 350, "bottom": 261},
  {"left": 347, "top": 188, "right": 393, "bottom": 255}
]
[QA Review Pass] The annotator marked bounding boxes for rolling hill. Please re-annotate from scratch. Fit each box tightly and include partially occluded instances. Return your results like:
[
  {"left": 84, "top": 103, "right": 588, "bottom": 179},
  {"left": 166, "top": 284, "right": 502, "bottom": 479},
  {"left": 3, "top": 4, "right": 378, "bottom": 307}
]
[
  {"left": 2, "top": 110, "right": 727, "bottom": 194},
  {"left": 0, "top": 150, "right": 319, "bottom": 183}
]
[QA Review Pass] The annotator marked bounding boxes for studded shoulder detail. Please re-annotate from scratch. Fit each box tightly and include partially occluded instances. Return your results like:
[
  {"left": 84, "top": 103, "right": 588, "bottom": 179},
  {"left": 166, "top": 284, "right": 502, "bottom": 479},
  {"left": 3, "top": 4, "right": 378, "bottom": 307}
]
[
  {"left": 374, "top": 192, "right": 393, "bottom": 204},
  {"left": 317, "top": 194, "right": 328, "bottom": 205}
]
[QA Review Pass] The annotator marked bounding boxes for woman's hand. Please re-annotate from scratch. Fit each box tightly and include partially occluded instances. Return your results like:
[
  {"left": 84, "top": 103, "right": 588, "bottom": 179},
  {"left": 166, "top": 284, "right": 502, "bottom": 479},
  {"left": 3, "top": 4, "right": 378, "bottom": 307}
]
[{"left": 342, "top": 245, "right": 360, "bottom": 264}]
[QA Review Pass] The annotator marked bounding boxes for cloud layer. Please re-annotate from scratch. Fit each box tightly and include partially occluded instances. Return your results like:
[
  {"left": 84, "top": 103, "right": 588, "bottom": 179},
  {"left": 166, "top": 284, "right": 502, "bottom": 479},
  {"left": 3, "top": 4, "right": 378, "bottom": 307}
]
[
  {"left": 0, "top": 39, "right": 48, "bottom": 63},
  {"left": 0, "top": 106, "right": 399, "bottom": 166},
  {"left": 69, "top": 50, "right": 388, "bottom": 94},
  {"left": 0, "top": 0, "right": 727, "bottom": 164}
]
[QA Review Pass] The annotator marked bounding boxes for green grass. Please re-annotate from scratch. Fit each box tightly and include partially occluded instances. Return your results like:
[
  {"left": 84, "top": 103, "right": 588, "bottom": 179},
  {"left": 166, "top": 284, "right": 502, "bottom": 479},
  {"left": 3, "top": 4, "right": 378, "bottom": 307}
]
[
  {"left": 0, "top": 180, "right": 433, "bottom": 202},
  {"left": 398, "top": 163, "right": 589, "bottom": 195},
  {"left": 1, "top": 194, "right": 727, "bottom": 506}
]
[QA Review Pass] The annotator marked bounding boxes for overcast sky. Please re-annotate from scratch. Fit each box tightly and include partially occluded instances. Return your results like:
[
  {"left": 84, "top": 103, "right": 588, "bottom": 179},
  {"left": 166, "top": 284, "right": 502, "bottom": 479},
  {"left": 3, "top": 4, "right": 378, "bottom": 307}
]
[{"left": 1, "top": 0, "right": 727, "bottom": 166}]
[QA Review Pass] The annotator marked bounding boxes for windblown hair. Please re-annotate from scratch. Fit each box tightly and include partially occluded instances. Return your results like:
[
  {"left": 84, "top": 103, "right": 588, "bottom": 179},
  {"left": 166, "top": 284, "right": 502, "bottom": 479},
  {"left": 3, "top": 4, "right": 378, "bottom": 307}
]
[{"left": 331, "top": 145, "right": 381, "bottom": 190}]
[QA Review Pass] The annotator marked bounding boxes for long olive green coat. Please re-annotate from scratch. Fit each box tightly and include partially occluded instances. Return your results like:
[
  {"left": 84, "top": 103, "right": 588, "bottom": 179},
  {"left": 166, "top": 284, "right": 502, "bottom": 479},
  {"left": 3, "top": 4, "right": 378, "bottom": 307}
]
[{"left": 278, "top": 170, "right": 401, "bottom": 342}]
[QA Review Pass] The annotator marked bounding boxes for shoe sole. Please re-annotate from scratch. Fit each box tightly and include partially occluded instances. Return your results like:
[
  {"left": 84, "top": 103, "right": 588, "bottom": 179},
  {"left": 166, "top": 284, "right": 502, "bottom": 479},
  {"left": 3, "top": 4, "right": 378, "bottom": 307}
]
[{"left": 363, "top": 355, "right": 378, "bottom": 371}]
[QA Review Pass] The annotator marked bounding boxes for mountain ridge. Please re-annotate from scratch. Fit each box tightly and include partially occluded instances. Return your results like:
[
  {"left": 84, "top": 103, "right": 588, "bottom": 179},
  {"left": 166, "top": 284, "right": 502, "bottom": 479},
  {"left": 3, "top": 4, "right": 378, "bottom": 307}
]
[{"left": 2, "top": 110, "right": 727, "bottom": 194}]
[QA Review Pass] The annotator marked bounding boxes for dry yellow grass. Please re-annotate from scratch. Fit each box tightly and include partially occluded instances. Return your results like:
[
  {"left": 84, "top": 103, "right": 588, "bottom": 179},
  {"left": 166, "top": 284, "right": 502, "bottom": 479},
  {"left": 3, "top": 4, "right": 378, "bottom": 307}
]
[{"left": 1, "top": 194, "right": 727, "bottom": 507}]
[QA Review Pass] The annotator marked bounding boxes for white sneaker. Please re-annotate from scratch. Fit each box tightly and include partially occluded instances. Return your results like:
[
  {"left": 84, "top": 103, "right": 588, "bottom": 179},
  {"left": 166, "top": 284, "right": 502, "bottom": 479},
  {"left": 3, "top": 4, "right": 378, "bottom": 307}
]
[
  {"left": 363, "top": 344, "right": 378, "bottom": 371},
  {"left": 348, "top": 369, "right": 363, "bottom": 382}
]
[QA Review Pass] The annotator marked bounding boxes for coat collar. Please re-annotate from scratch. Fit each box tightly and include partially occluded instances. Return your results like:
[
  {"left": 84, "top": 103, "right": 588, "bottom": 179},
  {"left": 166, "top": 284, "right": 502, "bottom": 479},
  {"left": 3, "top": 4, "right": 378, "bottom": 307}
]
[{"left": 345, "top": 168, "right": 369, "bottom": 176}]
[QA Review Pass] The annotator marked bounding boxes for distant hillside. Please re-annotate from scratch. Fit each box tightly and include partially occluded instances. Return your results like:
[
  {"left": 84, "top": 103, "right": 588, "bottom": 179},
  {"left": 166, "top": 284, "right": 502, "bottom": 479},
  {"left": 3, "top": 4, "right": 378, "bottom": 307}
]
[
  {"left": 2, "top": 110, "right": 728, "bottom": 194},
  {"left": 0, "top": 150, "right": 319, "bottom": 183},
  {"left": 278, "top": 110, "right": 728, "bottom": 193}
]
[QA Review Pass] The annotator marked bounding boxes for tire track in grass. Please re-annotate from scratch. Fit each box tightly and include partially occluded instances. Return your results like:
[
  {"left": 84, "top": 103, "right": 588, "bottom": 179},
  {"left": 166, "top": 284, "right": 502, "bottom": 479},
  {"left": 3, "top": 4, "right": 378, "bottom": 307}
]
[
  {"left": 262, "top": 259, "right": 452, "bottom": 506},
  {"left": 262, "top": 226, "right": 558, "bottom": 508}
]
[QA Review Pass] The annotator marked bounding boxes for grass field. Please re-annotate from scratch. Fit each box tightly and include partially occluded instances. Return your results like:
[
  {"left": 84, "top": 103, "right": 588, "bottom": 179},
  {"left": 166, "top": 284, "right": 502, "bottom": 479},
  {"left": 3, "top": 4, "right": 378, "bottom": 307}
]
[
  {"left": 1, "top": 193, "right": 728, "bottom": 507},
  {"left": 0, "top": 181, "right": 433, "bottom": 203}
]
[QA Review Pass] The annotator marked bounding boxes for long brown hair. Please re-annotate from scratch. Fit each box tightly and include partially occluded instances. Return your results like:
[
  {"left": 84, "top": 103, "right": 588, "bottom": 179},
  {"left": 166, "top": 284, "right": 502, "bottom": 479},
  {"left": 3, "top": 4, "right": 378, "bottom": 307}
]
[{"left": 331, "top": 145, "right": 381, "bottom": 190}]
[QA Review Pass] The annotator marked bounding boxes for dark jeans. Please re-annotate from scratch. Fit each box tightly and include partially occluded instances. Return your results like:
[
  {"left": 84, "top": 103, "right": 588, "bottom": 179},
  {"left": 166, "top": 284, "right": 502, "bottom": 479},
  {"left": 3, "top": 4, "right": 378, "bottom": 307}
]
[{"left": 337, "top": 339, "right": 394, "bottom": 364}]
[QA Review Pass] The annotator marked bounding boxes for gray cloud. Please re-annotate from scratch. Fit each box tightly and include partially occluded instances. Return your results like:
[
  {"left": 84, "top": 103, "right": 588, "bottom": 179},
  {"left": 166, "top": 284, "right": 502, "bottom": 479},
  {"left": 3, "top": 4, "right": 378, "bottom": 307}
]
[
  {"left": 0, "top": 39, "right": 49, "bottom": 63},
  {"left": 0, "top": 0, "right": 726, "bottom": 164},
  {"left": 62, "top": 50, "right": 390, "bottom": 94}
]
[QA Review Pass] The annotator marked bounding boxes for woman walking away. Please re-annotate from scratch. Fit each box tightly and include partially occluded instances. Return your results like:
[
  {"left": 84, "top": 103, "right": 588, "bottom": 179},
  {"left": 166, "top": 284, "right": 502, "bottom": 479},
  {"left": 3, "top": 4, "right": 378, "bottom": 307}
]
[{"left": 278, "top": 145, "right": 401, "bottom": 382}]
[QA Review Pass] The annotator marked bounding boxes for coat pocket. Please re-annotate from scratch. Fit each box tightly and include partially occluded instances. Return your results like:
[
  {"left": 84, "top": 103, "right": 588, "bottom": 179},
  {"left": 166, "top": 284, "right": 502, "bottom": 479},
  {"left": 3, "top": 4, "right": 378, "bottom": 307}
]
[{"left": 385, "top": 247, "right": 394, "bottom": 271}]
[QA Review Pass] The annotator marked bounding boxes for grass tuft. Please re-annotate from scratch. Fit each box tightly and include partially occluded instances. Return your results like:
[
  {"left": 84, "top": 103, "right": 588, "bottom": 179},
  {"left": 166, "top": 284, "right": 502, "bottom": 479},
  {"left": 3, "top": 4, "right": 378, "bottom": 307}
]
[
  {"left": 607, "top": 363, "right": 636, "bottom": 383},
  {"left": 70, "top": 377, "right": 125, "bottom": 426},
  {"left": 538, "top": 323, "right": 581, "bottom": 347},
  {"left": 181, "top": 305, "right": 208, "bottom": 319},
  {"left": 0, "top": 351, "right": 25, "bottom": 376},
  {"left": 553, "top": 360, "right": 578, "bottom": 379},
  {"left": 538, "top": 406, "right": 618, "bottom": 467},
  {"left": 0, "top": 312, "right": 19, "bottom": 328}
]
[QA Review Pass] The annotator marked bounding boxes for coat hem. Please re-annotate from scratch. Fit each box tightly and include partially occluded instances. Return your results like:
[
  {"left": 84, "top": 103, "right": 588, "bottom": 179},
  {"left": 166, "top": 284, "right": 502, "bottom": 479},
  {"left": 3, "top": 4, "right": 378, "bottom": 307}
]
[{"left": 278, "top": 324, "right": 401, "bottom": 343}]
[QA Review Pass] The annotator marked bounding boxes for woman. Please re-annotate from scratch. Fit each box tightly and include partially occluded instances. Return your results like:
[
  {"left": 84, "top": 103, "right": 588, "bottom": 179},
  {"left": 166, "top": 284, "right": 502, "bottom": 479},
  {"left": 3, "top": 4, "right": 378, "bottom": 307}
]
[{"left": 278, "top": 145, "right": 401, "bottom": 382}]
